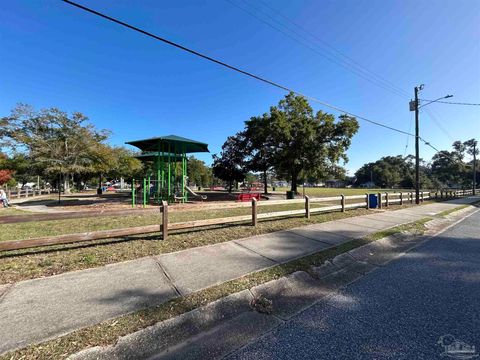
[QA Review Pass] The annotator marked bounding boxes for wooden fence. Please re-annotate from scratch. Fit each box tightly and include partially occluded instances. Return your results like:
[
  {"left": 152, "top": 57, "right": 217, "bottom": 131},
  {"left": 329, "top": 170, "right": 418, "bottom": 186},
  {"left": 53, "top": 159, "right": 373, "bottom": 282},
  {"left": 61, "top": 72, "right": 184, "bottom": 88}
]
[
  {"left": 0, "top": 189, "right": 473, "bottom": 252},
  {"left": 7, "top": 188, "right": 51, "bottom": 199}
]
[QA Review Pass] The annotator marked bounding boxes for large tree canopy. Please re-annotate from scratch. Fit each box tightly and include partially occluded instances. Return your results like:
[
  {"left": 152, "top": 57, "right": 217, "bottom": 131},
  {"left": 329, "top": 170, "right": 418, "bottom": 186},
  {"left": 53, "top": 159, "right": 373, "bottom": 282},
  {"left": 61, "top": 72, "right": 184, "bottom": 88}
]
[
  {"left": 212, "top": 135, "right": 247, "bottom": 192},
  {"left": 243, "top": 113, "right": 275, "bottom": 194},
  {"left": 1, "top": 104, "right": 143, "bottom": 192},
  {"left": 213, "top": 93, "right": 359, "bottom": 193},
  {"left": 265, "top": 93, "right": 359, "bottom": 192}
]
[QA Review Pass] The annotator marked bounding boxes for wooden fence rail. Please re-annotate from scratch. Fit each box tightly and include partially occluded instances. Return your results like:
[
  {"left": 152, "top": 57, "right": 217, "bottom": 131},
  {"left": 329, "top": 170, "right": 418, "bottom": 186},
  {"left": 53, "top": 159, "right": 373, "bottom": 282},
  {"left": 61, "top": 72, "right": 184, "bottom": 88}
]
[
  {"left": 0, "top": 189, "right": 473, "bottom": 252},
  {"left": 6, "top": 188, "right": 52, "bottom": 199}
]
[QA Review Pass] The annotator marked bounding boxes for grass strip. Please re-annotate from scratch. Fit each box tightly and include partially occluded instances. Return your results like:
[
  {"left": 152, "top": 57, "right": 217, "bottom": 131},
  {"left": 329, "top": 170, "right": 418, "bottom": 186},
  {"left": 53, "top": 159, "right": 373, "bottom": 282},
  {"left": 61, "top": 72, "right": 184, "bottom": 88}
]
[
  {"left": 0, "top": 219, "right": 430, "bottom": 360},
  {"left": 436, "top": 202, "right": 480, "bottom": 218},
  {"left": 0, "top": 201, "right": 438, "bottom": 284}
]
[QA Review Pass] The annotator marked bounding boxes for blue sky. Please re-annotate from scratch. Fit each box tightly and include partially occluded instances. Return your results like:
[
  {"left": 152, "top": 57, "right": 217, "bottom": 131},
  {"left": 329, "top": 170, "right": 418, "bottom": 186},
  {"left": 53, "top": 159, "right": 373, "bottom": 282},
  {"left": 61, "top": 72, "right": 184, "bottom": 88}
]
[{"left": 1, "top": 0, "right": 479, "bottom": 174}]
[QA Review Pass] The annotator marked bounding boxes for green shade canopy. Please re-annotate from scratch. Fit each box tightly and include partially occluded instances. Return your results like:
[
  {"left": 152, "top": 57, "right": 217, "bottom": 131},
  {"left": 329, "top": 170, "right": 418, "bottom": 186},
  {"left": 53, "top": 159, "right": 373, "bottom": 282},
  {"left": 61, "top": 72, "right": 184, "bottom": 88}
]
[
  {"left": 126, "top": 135, "right": 209, "bottom": 154},
  {"left": 135, "top": 152, "right": 184, "bottom": 162}
]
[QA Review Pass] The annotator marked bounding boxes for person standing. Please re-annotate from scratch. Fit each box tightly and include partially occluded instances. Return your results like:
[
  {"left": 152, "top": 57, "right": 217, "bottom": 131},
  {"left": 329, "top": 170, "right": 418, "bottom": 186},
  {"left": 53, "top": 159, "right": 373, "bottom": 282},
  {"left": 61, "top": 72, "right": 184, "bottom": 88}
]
[{"left": 0, "top": 189, "right": 10, "bottom": 208}]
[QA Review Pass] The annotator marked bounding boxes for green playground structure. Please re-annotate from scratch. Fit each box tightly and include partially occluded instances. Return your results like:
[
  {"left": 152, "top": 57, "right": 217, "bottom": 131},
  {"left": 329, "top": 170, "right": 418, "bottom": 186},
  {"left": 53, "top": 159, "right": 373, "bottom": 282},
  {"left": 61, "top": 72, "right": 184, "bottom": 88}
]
[{"left": 126, "top": 135, "right": 209, "bottom": 206}]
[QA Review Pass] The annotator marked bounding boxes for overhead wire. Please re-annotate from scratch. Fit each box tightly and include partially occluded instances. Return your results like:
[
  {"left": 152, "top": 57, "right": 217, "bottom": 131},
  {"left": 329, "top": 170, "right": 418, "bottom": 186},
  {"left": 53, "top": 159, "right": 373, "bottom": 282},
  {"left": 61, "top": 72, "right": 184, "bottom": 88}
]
[
  {"left": 226, "top": 0, "right": 410, "bottom": 99},
  {"left": 404, "top": 112, "right": 413, "bottom": 156},
  {"left": 422, "top": 107, "right": 454, "bottom": 142},
  {"left": 62, "top": 0, "right": 450, "bottom": 149},
  {"left": 255, "top": 0, "right": 412, "bottom": 98}
]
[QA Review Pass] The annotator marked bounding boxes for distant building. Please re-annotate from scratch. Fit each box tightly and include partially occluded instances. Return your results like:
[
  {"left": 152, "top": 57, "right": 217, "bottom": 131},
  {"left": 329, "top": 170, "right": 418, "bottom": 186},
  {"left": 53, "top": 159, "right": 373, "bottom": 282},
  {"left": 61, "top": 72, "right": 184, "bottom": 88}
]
[
  {"left": 325, "top": 179, "right": 345, "bottom": 188},
  {"left": 359, "top": 181, "right": 376, "bottom": 188}
]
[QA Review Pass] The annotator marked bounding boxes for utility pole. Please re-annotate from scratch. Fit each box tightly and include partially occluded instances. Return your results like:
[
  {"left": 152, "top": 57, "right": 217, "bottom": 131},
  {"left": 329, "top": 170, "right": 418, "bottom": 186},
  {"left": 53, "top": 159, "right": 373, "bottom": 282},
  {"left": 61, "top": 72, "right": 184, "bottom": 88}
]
[
  {"left": 410, "top": 87, "right": 452, "bottom": 204},
  {"left": 414, "top": 86, "right": 421, "bottom": 204},
  {"left": 473, "top": 141, "right": 477, "bottom": 196}
]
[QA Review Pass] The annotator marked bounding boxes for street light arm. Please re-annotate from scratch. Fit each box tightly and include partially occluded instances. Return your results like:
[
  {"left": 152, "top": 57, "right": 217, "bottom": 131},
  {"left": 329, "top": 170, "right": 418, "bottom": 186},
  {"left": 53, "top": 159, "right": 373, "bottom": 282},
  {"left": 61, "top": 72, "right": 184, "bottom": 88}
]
[{"left": 418, "top": 95, "right": 453, "bottom": 109}]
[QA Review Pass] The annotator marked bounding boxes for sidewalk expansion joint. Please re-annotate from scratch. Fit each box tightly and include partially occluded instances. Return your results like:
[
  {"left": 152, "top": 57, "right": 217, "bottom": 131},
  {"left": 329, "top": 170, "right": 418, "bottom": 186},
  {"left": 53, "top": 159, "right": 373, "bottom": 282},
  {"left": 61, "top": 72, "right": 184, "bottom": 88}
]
[
  {"left": 287, "top": 231, "right": 339, "bottom": 246},
  {"left": 152, "top": 257, "right": 182, "bottom": 297},
  {"left": 0, "top": 283, "right": 14, "bottom": 305},
  {"left": 232, "top": 241, "right": 278, "bottom": 264}
]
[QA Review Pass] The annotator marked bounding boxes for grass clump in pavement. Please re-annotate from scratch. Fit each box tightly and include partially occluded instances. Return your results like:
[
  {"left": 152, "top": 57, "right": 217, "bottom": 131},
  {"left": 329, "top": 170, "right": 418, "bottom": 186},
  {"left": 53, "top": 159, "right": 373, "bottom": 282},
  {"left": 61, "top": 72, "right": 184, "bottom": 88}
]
[
  {"left": 363, "top": 218, "right": 431, "bottom": 242},
  {"left": 0, "top": 218, "right": 432, "bottom": 360},
  {"left": 436, "top": 204, "right": 471, "bottom": 218}
]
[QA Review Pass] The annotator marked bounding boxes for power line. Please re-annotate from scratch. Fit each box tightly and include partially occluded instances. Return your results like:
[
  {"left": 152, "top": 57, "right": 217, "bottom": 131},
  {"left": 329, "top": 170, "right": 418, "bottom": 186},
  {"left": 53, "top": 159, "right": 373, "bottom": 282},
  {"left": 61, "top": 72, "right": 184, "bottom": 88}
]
[
  {"left": 422, "top": 107, "right": 454, "bottom": 142},
  {"left": 256, "top": 0, "right": 411, "bottom": 98},
  {"left": 226, "top": 0, "right": 410, "bottom": 99},
  {"left": 62, "top": 0, "right": 416, "bottom": 137},
  {"left": 404, "top": 112, "right": 413, "bottom": 156}
]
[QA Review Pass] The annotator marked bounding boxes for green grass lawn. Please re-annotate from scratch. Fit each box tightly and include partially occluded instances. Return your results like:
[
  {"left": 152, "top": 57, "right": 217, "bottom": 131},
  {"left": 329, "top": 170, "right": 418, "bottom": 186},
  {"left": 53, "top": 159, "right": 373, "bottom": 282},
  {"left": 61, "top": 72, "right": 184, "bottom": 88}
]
[
  {"left": 0, "top": 207, "right": 33, "bottom": 217},
  {"left": 273, "top": 187, "right": 415, "bottom": 197},
  {"left": 0, "top": 202, "right": 327, "bottom": 242}
]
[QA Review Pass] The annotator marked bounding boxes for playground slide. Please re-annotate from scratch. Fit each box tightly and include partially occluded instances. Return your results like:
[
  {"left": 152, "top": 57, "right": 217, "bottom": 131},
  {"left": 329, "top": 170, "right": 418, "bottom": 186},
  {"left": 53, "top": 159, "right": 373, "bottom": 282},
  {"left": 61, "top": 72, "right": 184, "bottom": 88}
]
[{"left": 185, "top": 185, "right": 207, "bottom": 200}]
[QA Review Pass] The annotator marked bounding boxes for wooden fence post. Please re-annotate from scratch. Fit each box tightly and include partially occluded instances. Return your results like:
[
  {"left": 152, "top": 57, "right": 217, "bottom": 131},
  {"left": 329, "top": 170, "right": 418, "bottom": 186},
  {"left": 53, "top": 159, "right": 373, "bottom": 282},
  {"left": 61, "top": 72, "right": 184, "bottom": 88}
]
[
  {"left": 420, "top": 191, "right": 424, "bottom": 202},
  {"left": 305, "top": 195, "right": 310, "bottom": 219},
  {"left": 341, "top": 194, "right": 346, "bottom": 212},
  {"left": 366, "top": 193, "right": 370, "bottom": 209},
  {"left": 400, "top": 192, "right": 403, "bottom": 205},
  {"left": 385, "top": 192, "right": 389, "bottom": 207},
  {"left": 25, "top": 188, "right": 29, "bottom": 198},
  {"left": 161, "top": 201, "right": 168, "bottom": 240},
  {"left": 252, "top": 197, "right": 258, "bottom": 226},
  {"left": 378, "top": 192, "right": 382, "bottom": 209}
]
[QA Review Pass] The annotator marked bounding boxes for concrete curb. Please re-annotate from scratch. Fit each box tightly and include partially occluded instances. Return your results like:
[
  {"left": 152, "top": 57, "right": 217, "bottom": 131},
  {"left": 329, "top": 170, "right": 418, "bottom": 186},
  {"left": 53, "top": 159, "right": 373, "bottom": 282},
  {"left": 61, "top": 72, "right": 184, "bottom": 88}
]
[{"left": 63, "top": 204, "right": 479, "bottom": 360}]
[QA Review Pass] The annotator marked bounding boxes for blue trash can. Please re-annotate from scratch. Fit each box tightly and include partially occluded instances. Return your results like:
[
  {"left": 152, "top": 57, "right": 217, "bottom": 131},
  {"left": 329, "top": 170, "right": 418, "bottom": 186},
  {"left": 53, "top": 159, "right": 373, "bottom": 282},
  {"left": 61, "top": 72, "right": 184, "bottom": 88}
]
[{"left": 368, "top": 194, "right": 378, "bottom": 208}]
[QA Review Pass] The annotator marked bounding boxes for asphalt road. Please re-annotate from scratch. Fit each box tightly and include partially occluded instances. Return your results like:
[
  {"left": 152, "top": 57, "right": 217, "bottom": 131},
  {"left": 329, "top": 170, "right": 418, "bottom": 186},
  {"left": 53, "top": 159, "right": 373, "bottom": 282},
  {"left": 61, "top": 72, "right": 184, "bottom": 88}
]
[{"left": 227, "top": 208, "right": 480, "bottom": 360}]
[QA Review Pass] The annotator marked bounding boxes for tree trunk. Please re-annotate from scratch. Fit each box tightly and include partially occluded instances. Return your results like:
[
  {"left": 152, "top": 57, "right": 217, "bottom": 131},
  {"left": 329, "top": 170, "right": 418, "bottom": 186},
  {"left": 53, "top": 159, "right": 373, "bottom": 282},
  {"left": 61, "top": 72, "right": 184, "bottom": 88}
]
[
  {"left": 228, "top": 180, "right": 233, "bottom": 193},
  {"left": 97, "top": 174, "right": 103, "bottom": 195},
  {"left": 64, "top": 176, "right": 71, "bottom": 194},
  {"left": 263, "top": 169, "right": 268, "bottom": 195},
  {"left": 291, "top": 173, "right": 298, "bottom": 193}
]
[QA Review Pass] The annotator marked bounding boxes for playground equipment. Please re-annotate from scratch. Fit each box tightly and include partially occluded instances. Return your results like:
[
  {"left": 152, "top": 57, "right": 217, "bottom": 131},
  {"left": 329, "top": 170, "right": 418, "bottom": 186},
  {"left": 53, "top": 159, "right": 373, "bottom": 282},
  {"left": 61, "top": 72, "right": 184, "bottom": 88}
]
[
  {"left": 185, "top": 184, "right": 207, "bottom": 200},
  {"left": 126, "top": 135, "right": 209, "bottom": 206}
]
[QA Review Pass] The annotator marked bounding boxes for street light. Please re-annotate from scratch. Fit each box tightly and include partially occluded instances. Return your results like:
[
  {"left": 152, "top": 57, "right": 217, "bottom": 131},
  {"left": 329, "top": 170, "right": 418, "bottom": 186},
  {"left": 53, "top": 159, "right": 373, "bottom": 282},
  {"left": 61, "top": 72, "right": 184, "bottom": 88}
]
[
  {"left": 410, "top": 86, "right": 453, "bottom": 204},
  {"left": 418, "top": 95, "right": 453, "bottom": 109}
]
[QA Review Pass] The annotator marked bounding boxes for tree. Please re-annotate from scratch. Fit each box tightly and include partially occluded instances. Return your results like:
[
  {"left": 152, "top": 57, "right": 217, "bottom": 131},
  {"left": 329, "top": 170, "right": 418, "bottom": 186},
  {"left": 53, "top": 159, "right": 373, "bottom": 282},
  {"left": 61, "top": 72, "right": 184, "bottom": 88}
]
[
  {"left": 243, "top": 114, "right": 275, "bottom": 194},
  {"left": 187, "top": 156, "right": 212, "bottom": 188},
  {"left": 355, "top": 156, "right": 414, "bottom": 188},
  {"left": 464, "top": 139, "right": 478, "bottom": 192},
  {"left": 106, "top": 147, "right": 143, "bottom": 180},
  {"left": 0, "top": 170, "right": 13, "bottom": 186},
  {"left": 267, "top": 93, "right": 359, "bottom": 192},
  {"left": 431, "top": 143, "right": 467, "bottom": 188},
  {"left": 1, "top": 105, "right": 111, "bottom": 193},
  {"left": 212, "top": 135, "right": 247, "bottom": 192}
]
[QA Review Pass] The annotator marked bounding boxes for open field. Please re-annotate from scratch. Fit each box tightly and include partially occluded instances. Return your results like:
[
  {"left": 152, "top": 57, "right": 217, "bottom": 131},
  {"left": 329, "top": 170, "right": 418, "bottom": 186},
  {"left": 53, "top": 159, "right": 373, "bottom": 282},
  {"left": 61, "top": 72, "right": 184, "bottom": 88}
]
[{"left": 272, "top": 187, "right": 414, "bottom": 197}]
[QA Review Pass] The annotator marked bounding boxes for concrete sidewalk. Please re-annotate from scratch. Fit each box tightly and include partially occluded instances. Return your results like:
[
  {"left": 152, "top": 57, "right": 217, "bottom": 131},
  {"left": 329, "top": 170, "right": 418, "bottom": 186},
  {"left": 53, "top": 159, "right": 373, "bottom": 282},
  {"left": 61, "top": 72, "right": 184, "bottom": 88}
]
[{"left": 0, "top": 197, "right": 477, "bottom": 355}]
